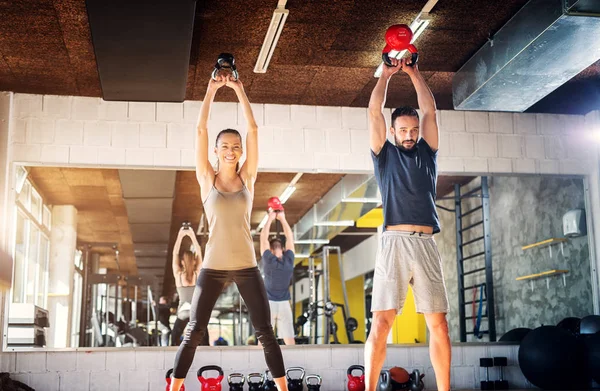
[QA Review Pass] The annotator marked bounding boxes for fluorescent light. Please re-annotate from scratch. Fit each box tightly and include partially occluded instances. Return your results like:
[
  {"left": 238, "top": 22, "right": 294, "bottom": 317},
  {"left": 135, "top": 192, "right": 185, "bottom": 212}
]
[
  {"left": 314, "top": 220, "right": 355, "bottom": 227},
  {"left": 342, "top": 197, "right": 382, "bottom": 203},
  {"left": 279, "top": 186, "right": 296, "bottom": 204},
  {"left": 294, "top": 253, "right": 311, "bottom": 258},
  {"left": 254, "top": 1, "right": 289, "bottom": 73},
  {"left": 295, "top": 239, "right": 330, "bottom": 244},
  {"left": 257, "top": 214, "right": 269, "bottom": 230}
]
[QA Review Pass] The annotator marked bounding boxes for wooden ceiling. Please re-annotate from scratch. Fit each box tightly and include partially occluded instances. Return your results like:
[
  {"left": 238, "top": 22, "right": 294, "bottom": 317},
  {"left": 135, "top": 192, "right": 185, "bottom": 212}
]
[{"left": 0, "top": 0, "right": 598, "bottom": 114}]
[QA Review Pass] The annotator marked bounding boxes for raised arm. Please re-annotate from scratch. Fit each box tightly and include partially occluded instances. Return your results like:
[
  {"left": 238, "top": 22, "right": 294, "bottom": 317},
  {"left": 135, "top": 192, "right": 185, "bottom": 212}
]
[
  {"left": 227, "top": 78, "right": 258, "bottom": 185},
  {"left": 401, "top": 59, "right": 439, "bottom": 150},
  {"left": 172, "top": 228, "right": 186, "bottom": 277},
  {"left": 260, "top": 212, "right": 277, "bottom": 256},
  {"left": 186, "top": 229, "right": 203, "bottom": 274},
  {"left": 277, "top": 211, "right": 294, "bottom": 252},
  {"left": 369, "top": 59, "right": 401, "bottom": 155},
  {"left": 196, "top": 78, "right": 225, "bottom": 190}
]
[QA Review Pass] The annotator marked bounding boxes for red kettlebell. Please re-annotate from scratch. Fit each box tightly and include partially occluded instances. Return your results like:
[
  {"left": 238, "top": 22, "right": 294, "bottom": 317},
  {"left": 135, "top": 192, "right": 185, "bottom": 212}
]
[
  {"left": 267, "top": 196, "right": 284, "bottom": 213},
  {"left": 382, "top": 24, "right": 418, "bottom": 67},
  {"left": 165, "top": 368, "right": 185, "bottom": 391},
  {"left": 347, "top": 365, "right": 365, "bottom": 391},
  {"left": 197, "top": 365, "right": 224, "bottom": 391}
]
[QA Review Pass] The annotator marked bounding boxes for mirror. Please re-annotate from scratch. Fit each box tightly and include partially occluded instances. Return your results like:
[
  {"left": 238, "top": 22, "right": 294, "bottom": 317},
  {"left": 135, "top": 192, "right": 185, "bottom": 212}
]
[{"left": 4, "top": 165, "right": 596, "bottom": 349}]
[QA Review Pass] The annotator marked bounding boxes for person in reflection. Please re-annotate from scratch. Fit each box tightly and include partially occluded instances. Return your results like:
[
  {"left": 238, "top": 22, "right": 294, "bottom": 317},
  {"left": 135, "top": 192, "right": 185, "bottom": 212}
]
[
  {"left": 169, "top": 74, "right": 288, "bottom": 391},
  {"left": 260, "top": 210, "right": 296, "bottom": 345},
  {"left": 157, "top": 296, "right": 172, "bottom": 346},
  {"left": 170, "top": 225, "right": 205, "bottom": 346},
  {"left": 365, "top": 56, "right": 451, "bottom": 391}
]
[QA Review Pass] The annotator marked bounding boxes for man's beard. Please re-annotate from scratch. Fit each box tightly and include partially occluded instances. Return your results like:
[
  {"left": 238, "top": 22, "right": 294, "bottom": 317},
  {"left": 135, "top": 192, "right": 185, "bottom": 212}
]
[{"left": 395, "top": 138, "right": 417, "bottom": 151}]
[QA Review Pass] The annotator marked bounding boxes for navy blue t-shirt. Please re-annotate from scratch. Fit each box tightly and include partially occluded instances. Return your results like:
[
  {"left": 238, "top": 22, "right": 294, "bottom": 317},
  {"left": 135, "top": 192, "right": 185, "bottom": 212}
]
[
  {"left": 261, "top": 249, "right": 295, "bottom": 301},
  {"left": 371, "top": 138, "right": 440, "bottom": 233}
]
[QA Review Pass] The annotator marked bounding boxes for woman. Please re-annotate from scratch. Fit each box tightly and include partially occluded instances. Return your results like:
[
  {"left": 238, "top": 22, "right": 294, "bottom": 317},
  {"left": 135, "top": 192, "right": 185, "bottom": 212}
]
[
  {"left": 170, "top": 226, "right": 203, "bottom": 346},
  {"left": 169, "top": 75, "right": 288, "bottom": 391}
]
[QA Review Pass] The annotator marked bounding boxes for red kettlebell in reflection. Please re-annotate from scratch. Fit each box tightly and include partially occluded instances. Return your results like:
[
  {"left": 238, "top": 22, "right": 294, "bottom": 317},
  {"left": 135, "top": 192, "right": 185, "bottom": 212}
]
[
  {"left": 347, "top": 365, "right": 365, "bottom": 391},
  {"left": 382, "top": 24, "right": 418, "bottom": 67},
  {"left": 166, "top": 368, "right": 185, "bottom": 391},
  {"left": 267, "top": 196, "right": 284, "bottom": 213},
  {"left": 197, "top": 365, "right": 224, "bottom": 391}
]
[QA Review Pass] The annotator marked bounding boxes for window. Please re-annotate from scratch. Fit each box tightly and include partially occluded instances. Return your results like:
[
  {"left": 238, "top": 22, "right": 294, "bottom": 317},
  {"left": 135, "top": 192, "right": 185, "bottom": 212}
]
[{"left": 12, "top": 212, "right": 27, "bottom": 303}]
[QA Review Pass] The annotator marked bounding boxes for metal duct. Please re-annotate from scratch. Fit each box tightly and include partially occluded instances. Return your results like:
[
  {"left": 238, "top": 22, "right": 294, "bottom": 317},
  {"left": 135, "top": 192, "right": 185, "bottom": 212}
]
[
  {"left": 85, "top": 0, "right": 197, "bottom": 102},
  {"left": 452, "top": 0, "right": 600, "bottom": 112}
]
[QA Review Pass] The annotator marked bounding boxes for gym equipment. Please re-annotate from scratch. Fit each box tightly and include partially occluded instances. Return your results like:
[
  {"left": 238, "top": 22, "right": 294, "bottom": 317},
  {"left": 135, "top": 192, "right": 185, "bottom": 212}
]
[
  {"left": 165, "top": 369, "right": 185, "bottom": 391},
  {"left": 197, "top": 365, "right": 224, "bottom": 391},
  {"left": 181, "top": 221, "right": 192, "bottom": 230},
  {"left": 323, "top": 301, "right": 337, "bottom": 316},
  {"left": 382, "top": 24, "right": 418, "bottom": 67},
  {"left": 347, "top": 365, "right": 365, "bottom": 391},
  {"left": 286, "top": 367, "right": 305, "bottom": 391},
  {"left": 247, "top": 373, "right": 264, "bottom": 391},
  {"left": 472, "top": 285, "right": 485, "bottom": 339},
  {"left": 390, "top": 366, "right": 409, "bottom": 384},
  {"left": 346, "top": 317, "right": 358, "bottom": 332},
  {"left": 518, "top": 325, "right": 587, "bottom": 390},
  {"left": 228, "top": 373, "right": 245, "bottom": 391},
  {"left": 408, "top": 370, "right": 425, "bottom": 391},
  {"left": 479, "top": 358, "right": 494, "bottom": 390},
  {"left": 377, "top": 369, "right": 392, "bottom": 391},
  {"left": 306, "top": 374, "right": 322, "bottom": 391},
  {"left": 211, "top": 53, "right": 238, "bottom": 81},
  {"left": 263, "top": 370, "right": 277, "bottom": 391},
  {"left": 557, "top": 316, "right": 581, "bottom": 336},
  {"left": 498, "top": 327, "right": 531, "bottom": 343},
  {"left": 585, "top": 331, "right": 600, "bottom": 383},
  {"left": 267, "top": 196, "right": 284, "bottom": 213},
  {"left": 581, "top": 314, "right": 600, "bottom": 334},
  {"left": 493, "top": 357, "right": 508, "bottom": 390}
]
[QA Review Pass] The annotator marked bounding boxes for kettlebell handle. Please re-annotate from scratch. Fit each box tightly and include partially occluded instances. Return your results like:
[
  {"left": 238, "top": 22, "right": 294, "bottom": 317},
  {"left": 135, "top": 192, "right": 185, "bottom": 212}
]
[
  {"left": 306, "top": 374, "right": 322, "bottom": 386},
  {"left": 228, "top": 373, "right": 245, "bottom": 384},
  {"left": 382, "top": 51, "right": 419, "bottom": 68},
  {"left": 286, "top": 367, "right": 306, "bottom": 380},
  {"left": 197, "top": 365, "right": 224, "bottom": 378},
  {"left": 247, "top": 372, "right": 265, "bottom": 383},
  {"left": 347, "top": 364, "right": 365, "bottom": 376}
]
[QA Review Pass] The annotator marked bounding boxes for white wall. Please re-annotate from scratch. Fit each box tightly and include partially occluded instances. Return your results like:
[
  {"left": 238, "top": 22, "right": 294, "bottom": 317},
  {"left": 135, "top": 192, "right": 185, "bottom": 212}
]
[
  {"left": 343, "top": 230, "right": 380, "bottom": 281},
  {"left": 0, "top": 92, "right": 12, "bottom": 349}
]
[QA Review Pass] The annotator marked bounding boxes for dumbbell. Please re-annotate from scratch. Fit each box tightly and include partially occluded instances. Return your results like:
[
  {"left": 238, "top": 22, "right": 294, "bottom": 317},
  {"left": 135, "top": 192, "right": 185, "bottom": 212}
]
[
  {"left": 286, "top": 367, "right": 305, "bottom": 391},
  {"left": 228, "top": 373, "right": 245, "bottom": 391},
  {"left": 306, "top": 374, "right": 322, "bottom": 391},
  {"left": 197, "top": 365, "right": 224, "bottom": 391},
  {"left": 165, "top": 368, "right": 185, "bottom": 391},
  {"left": 347, "top": 365, "right": 365, "bottom": 391},
  {"left": 263, "top": 370, "right": 277, "bottom": 391},
  {"left": 247, "top": 373, "right": 264, "bottom": 391},
  {"left": 480, "top": 358, "right": 494, "bottom": 390},
  {"left": 494, "top": 357, "right": 508, "bottom": 390}
]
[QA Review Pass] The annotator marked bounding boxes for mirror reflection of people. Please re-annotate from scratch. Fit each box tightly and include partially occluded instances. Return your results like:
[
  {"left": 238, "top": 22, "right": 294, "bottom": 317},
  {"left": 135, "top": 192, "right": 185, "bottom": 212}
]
[
  {"left": 365, "top": 57, "right": 450, "bottom": 391},
  {"left": 260, "top": 210, "right": 296, "bottom": 345},
  {"left": 157, "top": 296, "right": 172, "bottom": 346},
  {"left": 169, "top": 75, "right": 288, "bottom": 391},
  {"left": 170, "top": 226, "right": 204, "bottom": 346}
]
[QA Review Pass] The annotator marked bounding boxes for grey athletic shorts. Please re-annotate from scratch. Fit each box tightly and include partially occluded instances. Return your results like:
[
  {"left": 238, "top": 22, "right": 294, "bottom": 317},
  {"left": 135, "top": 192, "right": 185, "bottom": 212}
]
[{"left": 371, "top": 231, "right": 450, "bottom": 315}]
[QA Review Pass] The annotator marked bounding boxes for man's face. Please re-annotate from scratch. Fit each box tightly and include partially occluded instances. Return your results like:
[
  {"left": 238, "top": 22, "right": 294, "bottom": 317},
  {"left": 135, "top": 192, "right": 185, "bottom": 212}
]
[
  {"left": 270, "top": 241, "right": 283, "bottom": 258},
  {"left": 391, "top": 115, "right": 420, "bottom": 151}
]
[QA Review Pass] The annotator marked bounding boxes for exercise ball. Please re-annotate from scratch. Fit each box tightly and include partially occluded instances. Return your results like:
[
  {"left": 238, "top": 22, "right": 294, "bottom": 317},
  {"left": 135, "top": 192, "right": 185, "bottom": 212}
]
[
  {"left": 499, "top": 327, "right": 531, "bottom": 343},
  {"left": 585, "top": 332, "right": 600, "bottom": 384},
  {"left": 389, "top": 367, "right": 410, "bottom": 383},
  {"left": 557, "top": 317, "right": 581, "bottom": 336},
  {"left": 518, "top": 326, "right": 587, "bottom": 389},
  {"left": 581, "top": 315, "right": 600, "bottom": 335}
]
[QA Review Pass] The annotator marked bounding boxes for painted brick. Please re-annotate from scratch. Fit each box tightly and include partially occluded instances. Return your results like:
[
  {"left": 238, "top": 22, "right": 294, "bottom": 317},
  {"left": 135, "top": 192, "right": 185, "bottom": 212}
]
[
  {"left": 282, "top": 152, "right": 314, "bottom": 170},
  {"left": 438, "top": 157, "right": 465, "bottom": 173},
  {"left": 126, "top": 148, "right": 154, "bottom": 166},
  {"left": 342, "top": 107, "right": 368, "bottom": 129},
  {"left": 567, "top": 136, "right": 596, "bottom": 161},
  {"left": 77, "top": 351, "right": 106, "bottom": 371},
  {"left": 14, "top": 93, "right": 43, "bottom": 117},
  {"left": 386, "top": 347, "right": 411, "bottom": 368},
  {"left": 154, "top": 149, "right": 181, "bottom": 167},
  {"left": 181, "top": 149, "right": 195, "bottom": 168},
  {"left": 439, "top": 132, "right": 450, "bottom": 154},
  {"left": 120, "top": 370, "right": 148, "bottom": 391},
  {"left": 29, "top": 372, "right": 59, "bottom": 391},
  {"left": 317, "top": 106, "right": 342, "bottom": 128},
  {"left": 304, "top": 128, "right": 327, "bottom": 153},
  {"left": 411, "top": 346, "right": 431, "bottom": 367},
  {"left": 498, "top": 135, "right": 524, "bottom": 158},
  {"left": 209, "top": 102, "right": 237, "bottom": 124},
  {"left": 140, "top": 123, "right": 167, "bottom": 148},
  {"left": 291, "top": 105, "right": 317, "bottom": 127},
  {"left": 84, "top": 121, "right": 111, "bottom": 146},
  {"left": 183, "top": 100, "right": 202, "bottom": 124},
  {"left": 41, "top": 145, "right": 70, "bottom": 164},
  {"left": 43, "top": 95, "right": 71, "bottom": 118},
  {"left": 524, "top": 135, "right": 545, "bottom": 159},
  {"left": 544, "top": 136, "right": 567, "bottom": 159},
  {"left": 560, "top": 159, "right": 591, "bottom": 175},
  {"left": 513, "top": 158, "right": 536, "bottom": 173},
  {"left": 452, "top": 346, "right": 464, "bottom": 366},
  {"left": 350, "top": 128, "right": 370, "bottom": 154},
  {"left": 463, "top": 345, "right": 489, "bottom": 366},
  {"left": 326, "top": 128, "right": 351, "bottom": 154},
  {"left": 265, "top": 104, "right": 291, "bottom": 126},
  {"left": 90, "top": 371, "right": 119, "bottom": 391},
  {"left": 238, "top": 103, "right": 264, "bottom": 126},
  {"left": 464, "top": 158, "right": 489, "bottom": 173},
  {"left": 156, "top": 102, "right": 184, "bottom": 122},
  {"left": 465, "top": 111, "right": 490, "bottom": 133},
  {"left": 148, "top": 369, "right": 166, "bottom": 391},
  {"left": 106, "top": 351, "right": 136, "bottom": 371},
  {"left": 452, "top": 366, "right": 475, "bottom": 389},
  {"left": 11, "top": 118, "right": 27, "bottom": 144},
  {"left": 11, "top": 144, "right": 41, "bottom": 162},
  {"left": 257, "top": 125, "right": 274, "bottom": 152},
  {"left": 128, "top": 102, "right": 156, "bottom": 122},
  {"left": 72, "top": 96, "right": 101, "bottom": 121},
  {"left": 440, "top": 110, "right": 465, "bottom": 132},
  {"left": 260, "top": 152, "right": 286, "bottom": 170},
  {"left": 167, "top": 123, "right": 194, "bottom": 149},
  {"left": 449, "top": 133, "right": 475, "bottom": 157},
  {"left": 27, "top": 118, "right": 55, "bottom": 144},
  {"left": 59, "top": 371, "right": 90, "bottom": 391},
  {"left": 490, "top": 112, "right": 514, "bottom": 134},
  {"left": 16, "top": 352, "right": 46, "bottom": 372},
  {"left": 98, "top": 147, "right": 126, "bottom": 166},
  {"left": 474, "top": 134, "right": 498, "bottom": 158},
  {"left": 340, "top": 153, "right": 370, "bottom": 172},
  {"left": 10, "top": 373, "right": 29, "bottom": 385},
  {"left": 55, "top": 119, "right": 84, "bottom": 145},
  {"left": 488, "top": 158, "right": 513, "bottom": 173},
  {"left": 537, "top": 159, "right": 560, "bottom": 174},
  {"left": 537, "top": 113, "right": 563, "bottom": 135},
  {"left": 112, "top": 122, "right": 140, "bottom": 148},
  {"left": 314, "top": 153, "right": 340, "bottom": 171},
  {"left": 220, "top": 349, "right": 249, "bottom": 370},
  {"left": 99, "top": 100, "right": 128, "bottom": 121},
  {"left": 0, "top": 353, "right": 16, "bottom": 372},
  {"left": 70, "top": 146, "right": 99, "bottom": 165},
  {"left": 514, "top": 113, "right": 537, "bottom": 134}
]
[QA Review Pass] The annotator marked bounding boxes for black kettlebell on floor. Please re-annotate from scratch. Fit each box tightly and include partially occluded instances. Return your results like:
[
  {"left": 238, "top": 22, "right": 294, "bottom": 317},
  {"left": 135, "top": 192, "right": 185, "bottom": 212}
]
[
  {"left": 378, "top": 370, "right": 392, "bottom": 391},
  {"left": 263, "top": 370, "right": 277, "bottom": 391},
  {"left": 408, "top": 370, "right": 425, "bottom": 391},
  {"left": 306, "top": 374, "right": 322, "bottom": 391},
  {"left": 228, "top": 373, "right": 245, "bottom": 391},
  {"left": 247, "top": 373, "right": 264, "bottom": 391},
  {"left": 286, "top": 367, "right": 305, "bottom": 391}
]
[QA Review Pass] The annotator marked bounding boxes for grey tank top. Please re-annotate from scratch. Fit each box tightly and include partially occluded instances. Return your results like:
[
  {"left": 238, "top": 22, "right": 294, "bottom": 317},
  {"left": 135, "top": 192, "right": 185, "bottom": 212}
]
[
  {"left": 201, "top": 175, "right": 257, "bottom": 270},
  {"left": 176, "top": 272, "right": 196, "bottom": 318}
]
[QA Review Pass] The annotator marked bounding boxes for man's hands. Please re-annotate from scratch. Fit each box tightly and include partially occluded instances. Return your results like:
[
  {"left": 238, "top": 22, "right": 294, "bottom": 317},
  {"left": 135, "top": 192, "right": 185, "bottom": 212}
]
[
  {"left": 276, "top": 211, "right": 286, "bottom": 222},
  {"left": 381, "top": 57, "right": 420, "bottom": 79}
]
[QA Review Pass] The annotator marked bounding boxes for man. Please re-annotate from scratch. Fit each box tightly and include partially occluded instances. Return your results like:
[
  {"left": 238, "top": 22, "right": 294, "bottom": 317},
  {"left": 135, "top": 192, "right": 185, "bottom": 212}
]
[
  {"left": 156, "top": 296, "right": 172, "bottom": 346},
  {"left": 260, "top": 210, "right": 296, "bottom": 345},
  {"left": 365, "top": 57, "right": 451, "bottom": 391}
]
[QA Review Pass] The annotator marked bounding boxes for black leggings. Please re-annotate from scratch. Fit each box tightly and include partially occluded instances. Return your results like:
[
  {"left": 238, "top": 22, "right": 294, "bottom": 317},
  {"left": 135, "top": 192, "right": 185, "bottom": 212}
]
[
  {"left": 173, "top": 267, "right": 285, "bottom": 379},
  {"left": 171, "top": 317, "right": 209, "bottom": 346}
]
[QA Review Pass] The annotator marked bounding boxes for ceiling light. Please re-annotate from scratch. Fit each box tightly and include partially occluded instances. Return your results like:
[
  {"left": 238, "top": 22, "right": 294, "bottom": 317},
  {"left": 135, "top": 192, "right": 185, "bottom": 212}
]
[
  {"left": 279, "top": 186, "right": 296, "bottom": 204},
  {"left": 314, "top": 220, "right": 355, "bottom": 227},
  {"left": 254, "top": 0, "right": 289, "bottom": 73},
  {"left": 342, "top": 197, "right": 382, "bottom": 203},
  {"left": 295, "top": 239, "right": 330, "bottom": 244},
  {"left": 257, "top": 214, "right": 269, "bottom": 231},
  {"left": 294, "top": 253, "right": 311, "bottom": 258}
]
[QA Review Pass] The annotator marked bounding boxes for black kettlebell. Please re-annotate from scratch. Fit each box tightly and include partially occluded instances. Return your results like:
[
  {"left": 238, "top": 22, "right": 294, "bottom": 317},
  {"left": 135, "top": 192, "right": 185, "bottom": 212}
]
[
  {"left": 263, "top": 370, "right": 277, "bottom": 391},
  {"left": 211, "top": 53, "right": 238, "bottom": 81},
  {"left": 378, "top": 370, "right": 392, "bottom": 391},
  {"left": 228, "top": 373, "right": 245, "bottom": 391},
  {"left": 306, "top": 374, "right": 322, "bottom": 391},
  {"left": 408, "top": 370, "right": 425, "bottom": 391},
  {"left": 286, "top": 367, "right": 305, "bottom": 391},
  {"left": 247, "top": 373, "right": 264, "bottom": 391}
]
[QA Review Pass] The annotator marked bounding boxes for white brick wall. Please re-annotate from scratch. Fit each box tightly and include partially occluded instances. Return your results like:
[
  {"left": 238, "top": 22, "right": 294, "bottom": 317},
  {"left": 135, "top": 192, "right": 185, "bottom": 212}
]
[{"left": 5, "top": 93, "right": 598, "bottom": 178}]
